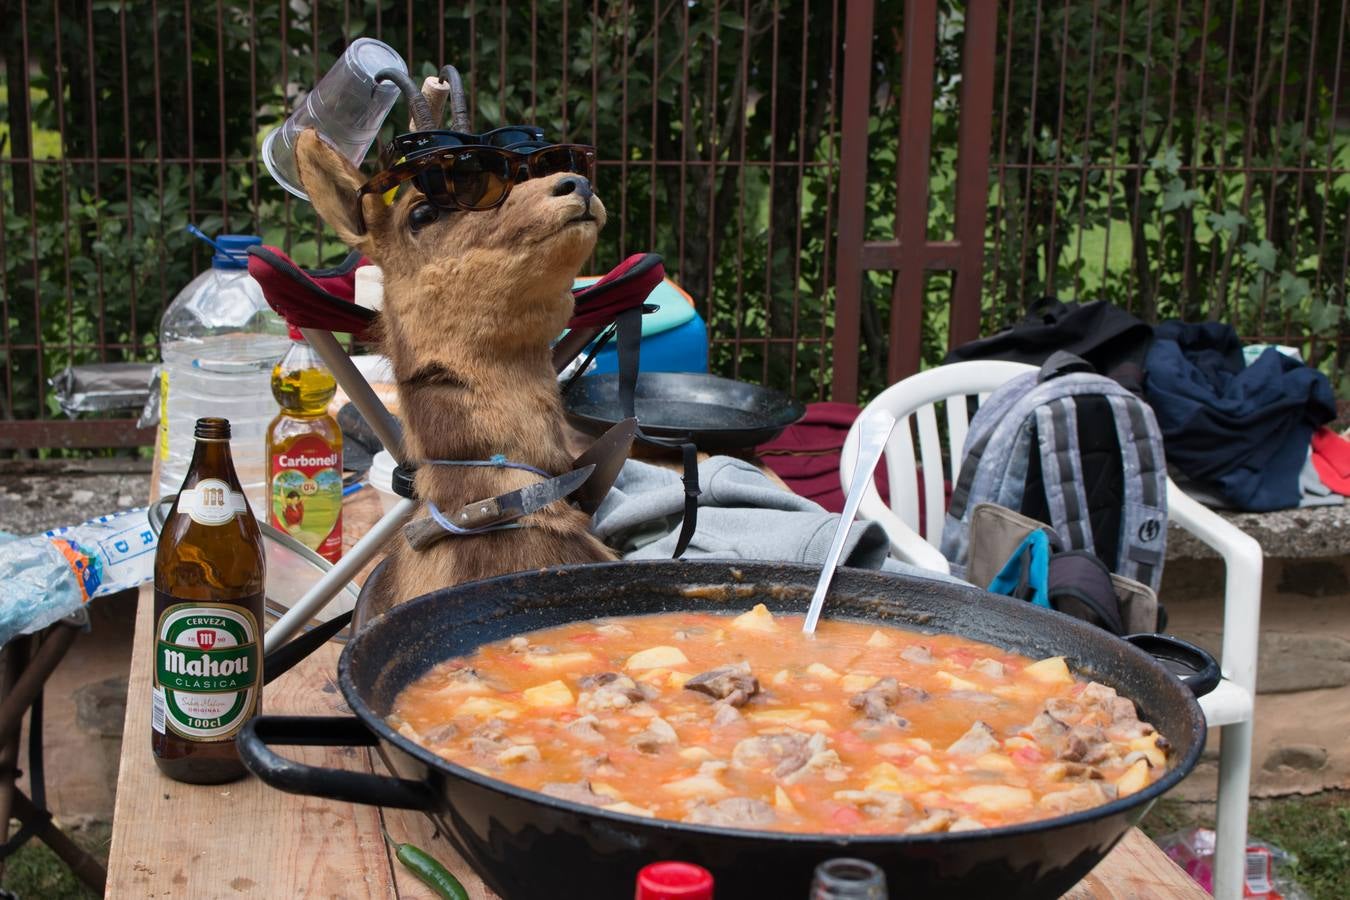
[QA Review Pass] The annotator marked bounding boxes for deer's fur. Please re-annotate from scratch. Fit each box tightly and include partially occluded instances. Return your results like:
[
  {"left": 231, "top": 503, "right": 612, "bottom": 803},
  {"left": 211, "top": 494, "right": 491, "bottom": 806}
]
[{"left": 294, "top": 129, "right": 615, "bottom": 618}]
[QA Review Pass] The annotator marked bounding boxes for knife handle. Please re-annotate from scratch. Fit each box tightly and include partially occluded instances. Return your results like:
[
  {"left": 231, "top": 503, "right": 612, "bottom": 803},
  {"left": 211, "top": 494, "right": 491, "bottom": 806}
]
[{"left": 454, "top": 497, "right": 506, "bottom": 529}]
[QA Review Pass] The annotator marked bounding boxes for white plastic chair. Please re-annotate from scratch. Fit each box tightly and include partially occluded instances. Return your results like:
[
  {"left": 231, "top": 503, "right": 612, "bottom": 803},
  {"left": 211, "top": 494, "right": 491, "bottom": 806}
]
[{"left": 841, "top": 360, "right": 1260, "bottom": 900}]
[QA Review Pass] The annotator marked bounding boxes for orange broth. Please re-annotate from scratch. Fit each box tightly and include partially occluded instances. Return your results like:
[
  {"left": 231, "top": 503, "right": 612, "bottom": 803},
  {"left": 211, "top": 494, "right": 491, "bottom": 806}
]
[{"left": 389, "top": 604, "right": 1169, "bottom": 835}]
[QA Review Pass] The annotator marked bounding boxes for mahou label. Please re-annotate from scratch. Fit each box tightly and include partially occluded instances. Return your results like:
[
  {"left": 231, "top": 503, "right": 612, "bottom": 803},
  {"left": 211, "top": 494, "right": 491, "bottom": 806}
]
[
  {"left": 152, "top": 598, "right": 260, "bottom": 741},
  {"left": 269, "top": 433, "right": 342, "bottom": 562}
]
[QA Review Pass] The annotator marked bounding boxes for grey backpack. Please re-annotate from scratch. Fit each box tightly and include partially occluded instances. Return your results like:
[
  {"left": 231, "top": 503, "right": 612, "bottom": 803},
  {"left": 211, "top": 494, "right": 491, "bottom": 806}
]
[{"left": 939, "top": 353, "right": 1169, "bottom": 593}]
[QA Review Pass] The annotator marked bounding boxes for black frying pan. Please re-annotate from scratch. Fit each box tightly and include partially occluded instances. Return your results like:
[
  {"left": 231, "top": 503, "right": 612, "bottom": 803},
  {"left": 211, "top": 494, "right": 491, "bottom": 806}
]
[
  {"left": 239, "top": 560, "right": 1213, "bottom": 900},
  {"left": 564, "top": 372, "right": 806, "bottom": 451}
]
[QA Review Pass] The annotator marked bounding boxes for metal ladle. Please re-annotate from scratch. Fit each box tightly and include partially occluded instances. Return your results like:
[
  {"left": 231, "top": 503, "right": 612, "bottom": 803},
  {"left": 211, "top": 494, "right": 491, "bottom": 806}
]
[{"left": 802, "top": 411, "right": 897, "bottom": 634}]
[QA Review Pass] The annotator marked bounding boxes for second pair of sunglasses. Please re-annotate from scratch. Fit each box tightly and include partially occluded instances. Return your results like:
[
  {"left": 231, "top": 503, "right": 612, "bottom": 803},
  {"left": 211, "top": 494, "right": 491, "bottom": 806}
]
[
  {"left": 382, "top": 125, "right": 546, "bottom": 167},
  {"left": 355, "top": 144, "right": 596, "bottom": 232}
]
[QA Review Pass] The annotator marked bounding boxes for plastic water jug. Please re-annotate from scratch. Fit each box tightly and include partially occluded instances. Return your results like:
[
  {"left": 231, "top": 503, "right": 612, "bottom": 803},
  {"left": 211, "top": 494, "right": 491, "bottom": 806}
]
[{"left": 157, "top": 234, "right": 288, "bottom": 516}]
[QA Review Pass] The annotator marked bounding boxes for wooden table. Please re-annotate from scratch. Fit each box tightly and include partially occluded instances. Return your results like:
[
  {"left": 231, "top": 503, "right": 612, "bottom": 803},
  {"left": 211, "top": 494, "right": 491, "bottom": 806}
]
[{"left": 106, "top": 476, "right": 1207, "bottom": 898}]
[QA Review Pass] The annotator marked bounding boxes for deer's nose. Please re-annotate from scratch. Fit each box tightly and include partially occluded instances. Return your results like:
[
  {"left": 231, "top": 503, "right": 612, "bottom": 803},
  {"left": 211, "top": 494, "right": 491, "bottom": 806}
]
[{"left": 552, "top": 175, "right": 593, "bottom": 201}]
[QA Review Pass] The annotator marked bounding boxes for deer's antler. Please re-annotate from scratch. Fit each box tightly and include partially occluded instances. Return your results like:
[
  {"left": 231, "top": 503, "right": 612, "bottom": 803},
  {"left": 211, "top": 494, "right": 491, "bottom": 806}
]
[
  {"left": 375, "top": 68, "right": 435, "bottom": 132},
  {"left": 439, "top": 65, "right": 471, "bottom": 133}
]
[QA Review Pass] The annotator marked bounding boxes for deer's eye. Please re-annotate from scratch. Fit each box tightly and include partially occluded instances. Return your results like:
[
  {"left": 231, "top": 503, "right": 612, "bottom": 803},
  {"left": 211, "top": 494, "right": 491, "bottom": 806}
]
[{"left": 408, "top": 202, "right": 441, "bottom": 232}]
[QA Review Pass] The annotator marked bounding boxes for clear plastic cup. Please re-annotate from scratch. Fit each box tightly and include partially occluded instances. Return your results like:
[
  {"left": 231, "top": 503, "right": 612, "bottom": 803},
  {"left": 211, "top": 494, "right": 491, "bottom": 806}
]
[{"left": 262, "top": 37, "right": 407, "bottom": 200}]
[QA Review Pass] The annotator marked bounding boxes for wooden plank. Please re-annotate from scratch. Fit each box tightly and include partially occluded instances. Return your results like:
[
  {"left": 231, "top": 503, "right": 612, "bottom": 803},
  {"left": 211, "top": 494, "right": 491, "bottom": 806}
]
[{"left": 1068, "top": 829, "right": 1209, "bottom": 900}]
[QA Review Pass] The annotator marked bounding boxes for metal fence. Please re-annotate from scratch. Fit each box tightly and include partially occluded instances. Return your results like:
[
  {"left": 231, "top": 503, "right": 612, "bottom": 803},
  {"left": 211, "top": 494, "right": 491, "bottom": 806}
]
[{"left": 1, "top": 0, "right": 1347, "bottom": 448}]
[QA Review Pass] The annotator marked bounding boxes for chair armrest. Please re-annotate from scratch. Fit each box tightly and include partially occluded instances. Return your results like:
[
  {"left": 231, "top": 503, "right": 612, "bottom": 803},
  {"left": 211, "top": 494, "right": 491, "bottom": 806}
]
[
  {"left": 1165, "top": 480, "right": 1264, "bottom": 694},
  {"left": 857, "top": 492, "right": 952, "bottom": 573}
]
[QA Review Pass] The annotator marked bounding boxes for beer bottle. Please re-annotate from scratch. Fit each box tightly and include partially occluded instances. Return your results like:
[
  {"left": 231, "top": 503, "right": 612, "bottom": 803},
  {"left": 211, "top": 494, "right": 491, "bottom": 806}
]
[{"left": 152, "top": 416, "right": 265, "bottom": 783}]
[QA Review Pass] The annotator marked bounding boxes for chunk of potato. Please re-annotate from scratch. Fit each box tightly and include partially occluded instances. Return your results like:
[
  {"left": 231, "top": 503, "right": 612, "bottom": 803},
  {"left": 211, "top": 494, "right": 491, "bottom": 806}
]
[
  {"left": 590, "top": 781, "right": 624, "bottom": 799},
  {"left": 678, "top": 746, "right": 715, "bottom": 763},
  {"left": 806, "top": 662, "right": 840, "bottom": 681},
  {"left": 731, "top": 603, "right": 779, "bottom": 633},
  {"left": 745, "top": 708, "right": 811, "bottom": 724},
  {"left": 956, "top": 785, "right": 1034, "bottom": 812},
  {"left": 625, "top": 645, "right": 689, "bottom": 670},
  {"left": 455, "top": 697, "right": 521, "bottom": 719},
  {"left": 1004, "top": 736, "right": 1037, "bottom": 752},
  {"left": 774, "top": 785, "right": 797, "bottom": 815},
  {"left": 662, "top": 774, "right": 731, "bottom": 799},
  {"left": 840, "top": 673, "right": 881, "bottom": 693},
  {"left": 1022, "top": 656, "right": 1073, "bottom": 684},
  {"left": 974, "top": 753, "right": 1017, "bottom": 773},
  {"left": 771, "top": 669, "right": 791, "bottom": 686},
  {"left": 865, "top": 630, "right": 894, "bottom": 648},
  {"left": 637, "top": 667, "right": 671, "bottom": 684},
  {"left": 1129, "top": 735, "right": 1167, "bottom": 768},
  {"left": 667, "top": 671, "right": 692, "bottom": 689},
  {"left": 910, "top": 754, "right": 941, "bottom": 774},
  {"left": 524, "top": 651, "right": 596, "bottom": 671},
  {"left": 522, "top": 680, "right": 574, "bottom": 708},
  {"left": 935, "top": 671, "right": 979, "bottom": 692},
  {"left": 906, "top": 737, "right": 933, "bottom": 753},
  {"left": 1116, "top": 758, "right": 1151, "bottom": 797}
]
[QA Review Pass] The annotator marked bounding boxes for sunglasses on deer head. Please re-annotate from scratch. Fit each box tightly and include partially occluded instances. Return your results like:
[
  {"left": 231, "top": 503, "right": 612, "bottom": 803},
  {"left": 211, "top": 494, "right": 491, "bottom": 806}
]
[
  {"left": 354, "top": 143, "right": 597, "bottom": 234},
  {"left": 382, "top": 125, "right": 547, "bottom": 167}
]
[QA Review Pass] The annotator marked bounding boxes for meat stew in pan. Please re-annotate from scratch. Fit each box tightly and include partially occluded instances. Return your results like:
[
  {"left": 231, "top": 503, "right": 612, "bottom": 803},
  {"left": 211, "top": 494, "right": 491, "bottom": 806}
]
[{"left": 388, "top": 604, "right": 1169, "bottom": 835}]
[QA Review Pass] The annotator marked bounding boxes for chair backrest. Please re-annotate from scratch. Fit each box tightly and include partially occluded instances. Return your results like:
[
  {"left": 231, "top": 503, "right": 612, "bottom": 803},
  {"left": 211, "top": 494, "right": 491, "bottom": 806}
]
[{"left": 841, "top": 360, "right": 1036, "bottom": 547}]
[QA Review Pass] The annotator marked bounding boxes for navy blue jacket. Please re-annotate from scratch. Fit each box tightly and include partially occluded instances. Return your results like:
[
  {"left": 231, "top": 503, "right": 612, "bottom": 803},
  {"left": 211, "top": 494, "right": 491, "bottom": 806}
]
[{"left": 1144, "top": 321, "right": 1335, "bottom": 511}]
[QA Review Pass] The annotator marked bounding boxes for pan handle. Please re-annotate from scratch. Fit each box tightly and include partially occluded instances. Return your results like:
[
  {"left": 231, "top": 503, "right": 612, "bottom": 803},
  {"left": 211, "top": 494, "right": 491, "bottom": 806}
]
[
  {"left": 238, "top": 715, "right": 436, "bottom": 811},
  {"left": 1123, "top": 634, "right": 1221, "bottom": 699}
]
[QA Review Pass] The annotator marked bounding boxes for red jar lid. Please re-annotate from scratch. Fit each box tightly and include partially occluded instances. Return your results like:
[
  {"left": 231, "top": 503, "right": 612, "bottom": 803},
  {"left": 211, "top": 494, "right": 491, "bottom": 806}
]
[{"left": 635, "top": 861, "right": 714, "bottom": 900}]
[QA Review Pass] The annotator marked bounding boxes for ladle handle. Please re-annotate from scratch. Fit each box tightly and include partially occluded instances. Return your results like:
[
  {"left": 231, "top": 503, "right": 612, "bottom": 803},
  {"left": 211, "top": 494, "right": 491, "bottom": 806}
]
[{"left": 803, "top": 412, "right": 896, "bottom": 634}]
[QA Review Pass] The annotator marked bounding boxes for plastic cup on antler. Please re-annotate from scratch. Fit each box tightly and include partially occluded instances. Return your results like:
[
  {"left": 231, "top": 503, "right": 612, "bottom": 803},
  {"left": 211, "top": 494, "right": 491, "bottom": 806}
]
[{"left": 261, "top": 37, "right": 407, "bottom": 201}]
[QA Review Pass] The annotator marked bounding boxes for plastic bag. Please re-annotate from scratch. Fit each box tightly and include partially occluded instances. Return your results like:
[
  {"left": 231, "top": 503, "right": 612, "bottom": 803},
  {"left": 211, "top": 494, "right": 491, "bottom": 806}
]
[{"left": 1157, "top": 827, "right": 1311, "bottom": 899}]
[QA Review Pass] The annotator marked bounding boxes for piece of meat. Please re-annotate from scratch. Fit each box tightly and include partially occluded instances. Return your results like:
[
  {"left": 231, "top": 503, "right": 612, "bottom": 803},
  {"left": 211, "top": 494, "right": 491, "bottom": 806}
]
[
  {"left": 506, "top": 637, "right": 530, "bottom": 653},
  {"left": 832, "top": 789, "right": 913, "bottom": 819},
  {"left": 946, "top": 721, "right": 1000, "bottom": 756},
  {"left": 1042, "top": 761, "right": 1105, "bottom": 781},
  {"left": 900, "top": 645, "right": 934, "bottom": 665},
  {"left": 711, "top": 702, "right": 743, "bottom": 728},
  {"left": 731, "top": 730, "right": 845, "bottom": 783},
  {"left": 595, "top": 622, "right": 632, "bottom": 637},
  {"left": 1038, "top": 781, "right": 1117, "bottom": 815},
  {"left": 541, "top": 779, "right": 610, "bottom": 807},
  {"left": 1045, "top": 697, "right": 1081, "bottom": 720},
  {"left": 423, "top": 723, "right": 459, "bottom": 744},
  {"left": 577, "top": 673, "right": 652, "bottom": 711},
  {"left": 1025, "top": 711, "right": 1069, "bottom": 754},
  {"left": 468, "top": 719, "right": 512, "bottom": 758},
  {"left": 847, "top": 677, "right": 926, "bottom": 726},
  {"left": 683, "top": 797, "right": 776, "bottom": 828},
  {"left": 970, "top": 658, "right": 1006, "bottom": 678},
  {"left": 631, "top": 716, "right": 679, "bottom": 753},
  {"left": 904, "top": 808, "right": 956, "bottom": 834},
  {"left": 949, "top": 817, "right": 986, "bottom": 832},
  {"left": 496, "top": 744, "right": 541, "bottom": 765},
  {"left": 733, "top": 731, "right": 811, "bottom": 772},
  {"left": 1059, "top": 724, "right": 1111, "bottom": 764},
  {"left": 684, "top": 662, "right": 760, "bottom": 707},
  {"left": 564, "top": 715, "right": 605, "bottom": 743}
]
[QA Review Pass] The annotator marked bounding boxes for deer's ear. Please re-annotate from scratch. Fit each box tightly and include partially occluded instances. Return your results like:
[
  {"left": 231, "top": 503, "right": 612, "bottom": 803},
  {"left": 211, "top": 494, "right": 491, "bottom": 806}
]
[{"left": 295, "top": 129, "right": 384, "bottom": 249}]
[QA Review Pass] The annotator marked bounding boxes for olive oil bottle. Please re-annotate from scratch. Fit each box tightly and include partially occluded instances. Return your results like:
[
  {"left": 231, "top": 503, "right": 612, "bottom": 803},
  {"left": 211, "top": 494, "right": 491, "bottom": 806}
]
[
  {"left": 152, "top": 416, "right": 265, "bottom": 784},
  {"left": 266, "top": 328, "right": 343, "bottom": 562}
]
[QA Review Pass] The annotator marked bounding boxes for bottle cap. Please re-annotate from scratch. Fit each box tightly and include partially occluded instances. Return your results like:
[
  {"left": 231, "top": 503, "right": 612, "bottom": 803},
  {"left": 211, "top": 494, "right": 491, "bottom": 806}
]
[
  {"left": 287, "top": 323, "right": 305, "bottom": 342},
  {"left": 211, "top": 234, "right": 262, "bottom": 270},
  {"left": 354, "top": 265, "right": 384, "bottom": 311},
  {"left": 635, "top": 862, "right": 714, "bottom": 900}
]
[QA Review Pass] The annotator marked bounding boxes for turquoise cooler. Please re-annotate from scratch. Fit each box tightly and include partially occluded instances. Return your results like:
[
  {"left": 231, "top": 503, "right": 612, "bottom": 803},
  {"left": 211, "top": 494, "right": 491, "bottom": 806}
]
[{"left": 569, "top": 276, "right": 709, "bottom": 375}]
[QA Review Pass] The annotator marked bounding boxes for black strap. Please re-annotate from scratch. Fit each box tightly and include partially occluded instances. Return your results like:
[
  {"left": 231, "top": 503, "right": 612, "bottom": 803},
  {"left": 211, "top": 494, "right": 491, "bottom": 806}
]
[
  {"left": 672, "top": 441, "right": 700, "bottom": 558},
  {"left": 1038, "top": 350, "right": 1095, "bottom": 382},
  {"left": 263, "top": 610, "right": 355, "bottom": 686},
  {"left": 613, "top": 302, "right": 700, "bottom": 558}
]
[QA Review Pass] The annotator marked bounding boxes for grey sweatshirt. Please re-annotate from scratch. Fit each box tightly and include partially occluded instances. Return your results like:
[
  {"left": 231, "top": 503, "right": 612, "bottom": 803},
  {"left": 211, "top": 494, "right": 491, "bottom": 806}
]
[{"left": 591, "top": 456, "right": 959, "bottom": 583}]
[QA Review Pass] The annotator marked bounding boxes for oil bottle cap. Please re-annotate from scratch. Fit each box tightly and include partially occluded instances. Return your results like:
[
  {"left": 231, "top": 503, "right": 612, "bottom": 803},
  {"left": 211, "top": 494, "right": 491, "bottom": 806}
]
[
  {"left": 211, "top": 234, "right": 262, "bottom": 270},
  {"left": 635, "top": 861, "right": 713, "bottom": 900},
  {"left": 287, "top": 324, "right": 305, "bottom": 342}
]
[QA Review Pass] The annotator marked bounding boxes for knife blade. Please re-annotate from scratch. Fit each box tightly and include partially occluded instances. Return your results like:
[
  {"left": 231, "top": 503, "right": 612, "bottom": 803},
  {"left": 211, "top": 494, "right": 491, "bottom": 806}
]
[
  {"left": 570, "top": 417, "right": 638, "bottom": 514},
  {"left": 403, "top": 464, "right": 596, "bottom": 551}
]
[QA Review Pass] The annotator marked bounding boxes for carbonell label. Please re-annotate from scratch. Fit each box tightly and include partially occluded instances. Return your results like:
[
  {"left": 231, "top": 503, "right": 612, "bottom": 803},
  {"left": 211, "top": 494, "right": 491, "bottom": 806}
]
[
  {"left": 153, "top": 599, "right": 259, "bottom": 740},
  {"left": 179, "top": 478, "right": 248, "bottom": 526},
  {"left": 270, "top": 433, "right": 342, "bottom": 563}
]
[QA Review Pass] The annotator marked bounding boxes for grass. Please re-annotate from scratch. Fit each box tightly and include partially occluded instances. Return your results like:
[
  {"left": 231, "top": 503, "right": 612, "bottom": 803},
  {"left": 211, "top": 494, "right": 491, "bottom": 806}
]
[
  {"left": 1141, "top": 792, "right": 1350, "bottom": 900},
  {"left": 0, "top": 821, "right": 108, "bottom": 900}
]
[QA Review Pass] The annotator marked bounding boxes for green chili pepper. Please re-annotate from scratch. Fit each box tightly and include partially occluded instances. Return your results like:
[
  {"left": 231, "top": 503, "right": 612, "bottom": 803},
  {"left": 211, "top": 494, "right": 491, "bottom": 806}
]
[{"left": 381, "top": 826, "right": 471, "bottom": 900}]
